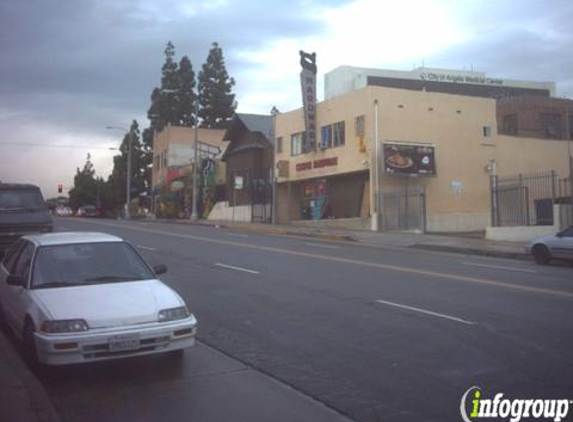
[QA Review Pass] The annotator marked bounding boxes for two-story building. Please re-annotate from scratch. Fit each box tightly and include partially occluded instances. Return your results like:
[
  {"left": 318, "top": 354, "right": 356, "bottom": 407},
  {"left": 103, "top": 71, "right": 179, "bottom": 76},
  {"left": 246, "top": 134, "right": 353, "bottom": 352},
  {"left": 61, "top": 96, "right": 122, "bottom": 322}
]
[{"left": 274, "top": 67, "right": 572, "bottom": 232}]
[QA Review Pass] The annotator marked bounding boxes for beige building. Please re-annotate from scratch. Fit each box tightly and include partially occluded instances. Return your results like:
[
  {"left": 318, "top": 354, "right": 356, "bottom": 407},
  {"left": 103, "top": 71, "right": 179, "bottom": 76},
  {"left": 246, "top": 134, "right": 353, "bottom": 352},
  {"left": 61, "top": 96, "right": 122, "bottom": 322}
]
[
  {"left": 152, "top": 124, "right": 226, "bottom": 192},
  {"left": 275, "top": 85, "right": 572, "bottom": 232}
]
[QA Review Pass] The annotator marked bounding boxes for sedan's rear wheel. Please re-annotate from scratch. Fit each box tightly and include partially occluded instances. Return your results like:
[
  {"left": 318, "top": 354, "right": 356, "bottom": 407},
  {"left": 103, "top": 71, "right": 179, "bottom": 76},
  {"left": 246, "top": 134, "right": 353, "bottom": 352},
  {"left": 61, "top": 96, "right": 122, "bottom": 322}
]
[{"left": 532, "top": 244, "right": 551, "bottom": 265}]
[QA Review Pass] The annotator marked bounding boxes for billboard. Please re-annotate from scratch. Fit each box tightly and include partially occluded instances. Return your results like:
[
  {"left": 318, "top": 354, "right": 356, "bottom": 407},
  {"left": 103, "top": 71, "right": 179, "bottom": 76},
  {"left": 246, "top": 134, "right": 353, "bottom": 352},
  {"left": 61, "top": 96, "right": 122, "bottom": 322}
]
[{"left": 383, "top": 142, "right": 436, "bottom": 176}]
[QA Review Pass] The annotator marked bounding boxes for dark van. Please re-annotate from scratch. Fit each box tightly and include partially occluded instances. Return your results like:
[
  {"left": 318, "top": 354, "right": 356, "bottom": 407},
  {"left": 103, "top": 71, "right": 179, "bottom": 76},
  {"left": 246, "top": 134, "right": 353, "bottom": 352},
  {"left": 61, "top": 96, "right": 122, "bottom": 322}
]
[{"left": 0, "top": 183, "right": 53, "bottom": 255}]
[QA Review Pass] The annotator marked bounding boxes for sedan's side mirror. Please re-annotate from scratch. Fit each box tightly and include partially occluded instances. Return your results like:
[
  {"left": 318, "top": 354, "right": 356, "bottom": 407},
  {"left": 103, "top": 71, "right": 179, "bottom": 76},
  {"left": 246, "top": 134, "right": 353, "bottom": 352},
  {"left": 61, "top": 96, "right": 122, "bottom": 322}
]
[
  {"left": 153, "top": 264, "right": 167, "bottom": 275},
  {"left": 556, "top": 231, "right": 564, "bottom": 238},
  {"left": 6, "top": 274, "right": 25, "bottom": 287}
]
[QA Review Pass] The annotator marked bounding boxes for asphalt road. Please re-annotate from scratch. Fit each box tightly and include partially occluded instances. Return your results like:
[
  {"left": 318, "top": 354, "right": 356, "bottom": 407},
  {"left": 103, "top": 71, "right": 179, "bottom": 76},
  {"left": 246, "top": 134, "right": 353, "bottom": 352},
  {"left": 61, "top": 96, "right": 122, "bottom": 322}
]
[{"left": 41, "top": 217, "right": 573, "bottom": 422}]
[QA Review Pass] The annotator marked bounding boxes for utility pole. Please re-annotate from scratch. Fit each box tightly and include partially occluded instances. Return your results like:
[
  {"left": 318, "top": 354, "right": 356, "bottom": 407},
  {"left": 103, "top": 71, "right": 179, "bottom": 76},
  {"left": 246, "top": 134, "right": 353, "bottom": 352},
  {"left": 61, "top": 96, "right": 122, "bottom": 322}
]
[
  {"left": 271, "top": 106, "right": 279, "bottom": 225},
  {"left": 191, "top": 100, "right": 199, "bottom": 221}
]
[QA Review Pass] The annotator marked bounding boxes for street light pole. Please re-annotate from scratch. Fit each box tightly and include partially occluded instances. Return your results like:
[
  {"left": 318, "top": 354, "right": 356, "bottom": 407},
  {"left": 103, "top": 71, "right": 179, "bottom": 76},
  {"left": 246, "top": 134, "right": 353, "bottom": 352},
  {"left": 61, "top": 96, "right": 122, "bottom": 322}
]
[
  {"left": 106, "top": 125, "right": 132, "bottom": 220},
  {"left": 191, "top": 100, "right": 199, "bottom": 221}
]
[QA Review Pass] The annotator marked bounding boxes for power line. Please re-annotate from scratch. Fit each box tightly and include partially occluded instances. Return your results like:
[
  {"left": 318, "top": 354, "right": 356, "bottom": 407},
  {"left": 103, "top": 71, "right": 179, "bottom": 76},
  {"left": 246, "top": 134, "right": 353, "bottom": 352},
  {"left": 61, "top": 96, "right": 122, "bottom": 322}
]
[{"left": 0, "top": 141, "right": 117, "bottom": 150}]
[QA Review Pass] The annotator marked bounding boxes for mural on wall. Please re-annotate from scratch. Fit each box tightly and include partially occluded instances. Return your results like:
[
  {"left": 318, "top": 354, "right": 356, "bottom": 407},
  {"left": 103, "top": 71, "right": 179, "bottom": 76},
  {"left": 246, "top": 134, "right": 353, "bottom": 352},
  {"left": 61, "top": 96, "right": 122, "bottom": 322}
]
[{"left": 201, "top": 158, "right": 217, "bottom": 218}]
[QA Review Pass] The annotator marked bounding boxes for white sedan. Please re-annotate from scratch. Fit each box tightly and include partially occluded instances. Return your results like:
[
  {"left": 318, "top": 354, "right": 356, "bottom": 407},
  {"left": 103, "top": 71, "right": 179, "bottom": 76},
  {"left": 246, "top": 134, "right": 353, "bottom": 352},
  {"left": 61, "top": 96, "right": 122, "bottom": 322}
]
[
  {"left": 0, "top": 232, "right": 197, "bottom": 366},
  {"left": 525, "top": 226, "right": 573, "bottom": 264}
]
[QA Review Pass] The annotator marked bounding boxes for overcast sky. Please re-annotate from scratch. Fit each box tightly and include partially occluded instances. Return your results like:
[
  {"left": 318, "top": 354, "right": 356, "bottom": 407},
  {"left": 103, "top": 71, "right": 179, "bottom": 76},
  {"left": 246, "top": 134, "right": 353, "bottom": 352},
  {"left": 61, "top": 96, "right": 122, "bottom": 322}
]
[{"left": 1, "top": 0, "right": 571, "bottom": 199}]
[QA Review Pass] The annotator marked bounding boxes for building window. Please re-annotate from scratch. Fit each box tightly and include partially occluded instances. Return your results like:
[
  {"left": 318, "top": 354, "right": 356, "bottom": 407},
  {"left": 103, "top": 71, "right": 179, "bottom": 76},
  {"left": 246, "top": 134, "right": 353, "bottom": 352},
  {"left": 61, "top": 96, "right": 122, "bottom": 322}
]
[
  {"left": 276, "top": 137, "right": 283, "bottom": 153},
  {"left": 291, "top": 132, "right": 306, "bottom": 156},
  {"left": 320, "top": 121, "right": 345, "bottom": 149},
  {"left": 540, "top": 113, "right": 562, "bottom": 138},
  {"left": 502, "top": 114, "right": 518, "bottom": 136},
  {"left": 355, "top": 115, "right": 365, "bottom": 136},
  {"left": 483, "top": 126, "right": 492, "bottom": 137}
]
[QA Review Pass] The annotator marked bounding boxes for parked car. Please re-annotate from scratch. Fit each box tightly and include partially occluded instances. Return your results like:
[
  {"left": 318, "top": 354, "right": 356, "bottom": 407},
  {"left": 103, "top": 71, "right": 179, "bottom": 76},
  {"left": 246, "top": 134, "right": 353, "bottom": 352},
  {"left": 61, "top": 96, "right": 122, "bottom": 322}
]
[
  {"left": 525, "top": 226, "right": 573, "bottom": 264},
  {"left": 0, "top": 232, "right": 197, "bottom": 366},
  {"left": 76, "top": 205, "right": 99, "bottom": 217},
  {"left": 0, "top": 183, "right": 53, "bottom": 257}
]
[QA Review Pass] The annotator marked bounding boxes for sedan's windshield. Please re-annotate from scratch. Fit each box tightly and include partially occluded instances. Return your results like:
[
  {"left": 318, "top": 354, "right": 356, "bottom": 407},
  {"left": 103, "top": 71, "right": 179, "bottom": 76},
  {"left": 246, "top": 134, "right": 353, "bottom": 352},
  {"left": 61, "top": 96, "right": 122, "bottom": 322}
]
[
  {"left": 0, "top": 189, "right": 44, "bottom": 210},
  {"left": 31, "top": 241, "right": 155, "bottom": 289}
]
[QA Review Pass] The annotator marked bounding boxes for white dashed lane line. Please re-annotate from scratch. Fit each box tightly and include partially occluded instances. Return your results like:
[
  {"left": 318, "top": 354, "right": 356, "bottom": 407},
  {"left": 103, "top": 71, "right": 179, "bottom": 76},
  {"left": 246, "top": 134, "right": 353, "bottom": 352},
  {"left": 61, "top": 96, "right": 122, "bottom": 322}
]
[
  {"left": 375, "top": 299, "right": 476, "bottom": 325},
  {"left": 214, "top": 263, "right": 260, "bottom": 274}
]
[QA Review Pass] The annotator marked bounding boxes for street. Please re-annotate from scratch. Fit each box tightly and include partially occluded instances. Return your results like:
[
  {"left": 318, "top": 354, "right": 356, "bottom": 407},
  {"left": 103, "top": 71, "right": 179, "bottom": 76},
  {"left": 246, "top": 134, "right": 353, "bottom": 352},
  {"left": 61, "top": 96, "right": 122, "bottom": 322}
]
[{"left": 41, "top": 217, "right": 573, "bottom": 422}]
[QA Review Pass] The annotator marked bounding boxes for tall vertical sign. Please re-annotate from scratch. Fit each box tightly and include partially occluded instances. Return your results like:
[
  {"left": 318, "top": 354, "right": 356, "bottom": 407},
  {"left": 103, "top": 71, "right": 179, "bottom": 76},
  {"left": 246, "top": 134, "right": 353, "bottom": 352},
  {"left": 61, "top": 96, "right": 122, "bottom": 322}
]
[{"left": 299, "top": 50, "right": 317, "bottom": 152}]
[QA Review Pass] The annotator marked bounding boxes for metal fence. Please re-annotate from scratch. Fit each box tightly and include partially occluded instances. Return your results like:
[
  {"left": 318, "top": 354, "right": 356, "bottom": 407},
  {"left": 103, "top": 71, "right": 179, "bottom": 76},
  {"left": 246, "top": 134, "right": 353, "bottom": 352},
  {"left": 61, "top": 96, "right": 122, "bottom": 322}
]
[
  {"left": 558, "top": 176, "right": 573, "bottom": 228},
  {"left": 491, "top": 171, "right": 559, "bottom": 227},
  {"left": 381, "top": 187, "right": 426, "bottom": 232}
]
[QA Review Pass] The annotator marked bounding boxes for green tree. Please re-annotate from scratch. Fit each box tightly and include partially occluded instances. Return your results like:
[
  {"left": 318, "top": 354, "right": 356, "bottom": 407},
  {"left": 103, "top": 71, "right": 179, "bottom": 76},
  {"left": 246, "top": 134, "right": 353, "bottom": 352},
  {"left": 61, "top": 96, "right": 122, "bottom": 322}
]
[
  {"left": 198, "top": 42, "right": 237, "bottom": 129},
  {"left": 107, "top": 120, "right": 147, "bottom": 212},
  {"left": 147, "top": 41, "right": 180, "bottom": 132},
  {"left": 177, "top": 55, "right": 197, "bottom": 126},
  {"left": 69, "top": 154, "right": 98, "bottom": 210}
]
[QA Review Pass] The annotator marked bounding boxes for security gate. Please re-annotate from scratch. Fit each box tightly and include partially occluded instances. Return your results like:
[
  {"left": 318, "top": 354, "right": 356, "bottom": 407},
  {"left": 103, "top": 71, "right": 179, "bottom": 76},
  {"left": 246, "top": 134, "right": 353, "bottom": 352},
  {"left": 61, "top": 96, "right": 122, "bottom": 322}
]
[
  {"left": 251, "top": 179, "right": 271, "bottom": 223},
  {"left": 381, "top": 187, "right": 426, "bottom": 232}
]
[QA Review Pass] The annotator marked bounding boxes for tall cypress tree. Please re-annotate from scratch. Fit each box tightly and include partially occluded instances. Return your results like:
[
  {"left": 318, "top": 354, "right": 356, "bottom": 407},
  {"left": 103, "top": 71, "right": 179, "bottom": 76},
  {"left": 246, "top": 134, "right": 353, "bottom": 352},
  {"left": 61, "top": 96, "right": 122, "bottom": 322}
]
[
  {"left": 160, "top": 41, "right": 179, "bottom": 127},
  {"left": 198, "top": 42, "right": 237, "bottom": 129},
  {"left": 147, "top": 41, "right": 180, "bottom": 132},
  {"left": 177, "top": 55, "right": 197, "bottom": 127}
]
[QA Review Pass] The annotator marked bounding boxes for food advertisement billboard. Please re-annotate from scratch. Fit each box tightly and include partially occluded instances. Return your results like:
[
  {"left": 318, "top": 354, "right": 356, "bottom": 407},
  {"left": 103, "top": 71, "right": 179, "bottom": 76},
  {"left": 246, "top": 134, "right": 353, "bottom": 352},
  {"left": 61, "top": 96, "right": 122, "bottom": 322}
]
[{"left": 383, "top": 142, "right": 436, "bottom": 176}]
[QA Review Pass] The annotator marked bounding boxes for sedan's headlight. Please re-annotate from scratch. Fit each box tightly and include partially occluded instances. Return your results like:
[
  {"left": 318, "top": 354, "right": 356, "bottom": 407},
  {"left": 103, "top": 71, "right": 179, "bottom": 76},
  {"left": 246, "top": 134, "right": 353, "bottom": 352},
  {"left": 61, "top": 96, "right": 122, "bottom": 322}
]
[
  {"left": 41, "top": 319, "right": 89, "bottom": 333},
  {"left": 158, "top": 307, "right": 190, "bottom": 322}
]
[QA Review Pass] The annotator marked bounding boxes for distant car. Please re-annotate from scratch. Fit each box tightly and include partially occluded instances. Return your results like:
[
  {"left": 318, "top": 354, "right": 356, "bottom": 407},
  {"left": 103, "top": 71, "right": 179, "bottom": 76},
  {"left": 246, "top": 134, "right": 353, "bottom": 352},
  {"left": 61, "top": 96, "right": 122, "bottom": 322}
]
[
  {"left": 76, "top": 205, "right": 98, "bottom": 217},
  {"left": 0, "top": 232, "right": 197, "bottom": 366},
  {"left": 525, "top": 226, "right": 573, "bottom": 264}
]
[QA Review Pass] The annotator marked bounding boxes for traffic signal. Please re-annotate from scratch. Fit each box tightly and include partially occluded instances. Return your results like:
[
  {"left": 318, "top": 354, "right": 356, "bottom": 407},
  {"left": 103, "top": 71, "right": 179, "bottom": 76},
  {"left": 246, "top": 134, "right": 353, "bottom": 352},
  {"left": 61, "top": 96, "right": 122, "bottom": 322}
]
[{"left": 58, "top": 183, "right": 63, "bottom": 193}]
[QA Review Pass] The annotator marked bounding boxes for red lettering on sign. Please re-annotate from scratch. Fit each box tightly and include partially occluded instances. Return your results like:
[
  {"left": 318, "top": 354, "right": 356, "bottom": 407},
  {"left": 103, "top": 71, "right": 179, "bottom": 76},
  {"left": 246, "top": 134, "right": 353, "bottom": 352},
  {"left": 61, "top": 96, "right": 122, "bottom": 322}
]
[
  {"left": 296, "top": 162, "right": 312, "bottom": 172},
  {"left": 313, "top": 157, "right": 338, "bottom": 169}
]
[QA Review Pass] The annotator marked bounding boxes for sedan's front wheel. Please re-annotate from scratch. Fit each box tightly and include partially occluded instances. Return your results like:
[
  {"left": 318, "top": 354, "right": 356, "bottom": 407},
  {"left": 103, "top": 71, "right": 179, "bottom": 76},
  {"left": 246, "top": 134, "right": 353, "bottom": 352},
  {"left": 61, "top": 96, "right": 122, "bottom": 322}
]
[
  {"left": 23, "top": 321, "right": 40, "bottom": 367},
  {"left": 532, "top": 244, "right": 551, "bottom": 265}
]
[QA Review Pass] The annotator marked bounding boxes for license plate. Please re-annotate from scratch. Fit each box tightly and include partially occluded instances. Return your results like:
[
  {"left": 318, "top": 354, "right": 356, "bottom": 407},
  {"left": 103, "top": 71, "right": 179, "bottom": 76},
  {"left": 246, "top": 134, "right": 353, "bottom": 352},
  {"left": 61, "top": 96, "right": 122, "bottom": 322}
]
[{"left": 108, "top": 334, "right": 140, "bottom": 352}]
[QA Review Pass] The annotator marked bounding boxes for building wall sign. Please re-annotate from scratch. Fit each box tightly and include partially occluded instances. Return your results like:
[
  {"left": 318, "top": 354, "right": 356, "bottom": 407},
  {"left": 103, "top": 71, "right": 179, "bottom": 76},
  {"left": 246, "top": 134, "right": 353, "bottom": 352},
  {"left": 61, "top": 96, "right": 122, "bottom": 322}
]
[
  {"left": 300, "top": 50, "right": 317, "bottom": 152},
  {"left": 419, "top": 71, "right": 503, "bottom": 86},
  {"left": 383, "top": 142, "right": 436, "bottom": 176},
  {"left": 296, "top": 157, "right": 339, "bottom": 172}
]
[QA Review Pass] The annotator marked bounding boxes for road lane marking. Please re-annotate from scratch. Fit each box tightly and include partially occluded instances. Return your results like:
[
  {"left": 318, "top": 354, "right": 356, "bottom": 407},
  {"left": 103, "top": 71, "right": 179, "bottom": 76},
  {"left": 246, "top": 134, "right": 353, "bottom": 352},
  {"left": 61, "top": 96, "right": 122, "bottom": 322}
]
[
  {"left": 137, "top": 245, "right": 156, "bottom": 251},
  {"left": 226, "top": 233, "right": 250, "bottom": 238},
  {"left": 215, "top": 263, "right": 260, "bottom": 274},
  {"left": 461, "top": 261, "right": 536, "bottom": 274},
  {"left": 64, "top": 219, "right": 573, "bottom": 299},
  {"left": 305, "top": 242, "right": 340, "bottom": 249},
  {"left": 376, "top": 300, "right": 475, "bottom": 325}
]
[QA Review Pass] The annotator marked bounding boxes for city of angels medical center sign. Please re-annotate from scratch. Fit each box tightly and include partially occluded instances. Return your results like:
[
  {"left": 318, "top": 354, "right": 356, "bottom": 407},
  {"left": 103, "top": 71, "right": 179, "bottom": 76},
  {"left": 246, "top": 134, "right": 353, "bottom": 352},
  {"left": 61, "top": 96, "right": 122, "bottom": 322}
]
[{"left": 300, "top": 50, "right": 317, "bottom": 152}]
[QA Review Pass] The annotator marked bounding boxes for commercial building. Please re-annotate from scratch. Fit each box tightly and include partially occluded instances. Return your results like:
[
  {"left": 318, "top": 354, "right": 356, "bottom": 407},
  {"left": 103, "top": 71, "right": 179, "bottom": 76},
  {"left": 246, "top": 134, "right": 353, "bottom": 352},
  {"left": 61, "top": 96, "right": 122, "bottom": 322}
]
[
  {"left": 208, "top": 113, "right": 274, "bottom": 223},
  {"left": 151, "top": 124, "right": 226, "bottom": 217},
  {"left": 274, "top": 67, "right": 572, "bottom": 233}
]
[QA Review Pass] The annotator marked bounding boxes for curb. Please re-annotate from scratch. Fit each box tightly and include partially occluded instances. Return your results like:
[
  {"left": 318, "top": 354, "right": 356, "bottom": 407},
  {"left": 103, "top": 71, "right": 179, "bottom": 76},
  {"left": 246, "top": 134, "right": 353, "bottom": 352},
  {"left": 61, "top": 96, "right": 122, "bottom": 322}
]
[{"left": 0, "top": 330, "right": 61, "bottom": 422}]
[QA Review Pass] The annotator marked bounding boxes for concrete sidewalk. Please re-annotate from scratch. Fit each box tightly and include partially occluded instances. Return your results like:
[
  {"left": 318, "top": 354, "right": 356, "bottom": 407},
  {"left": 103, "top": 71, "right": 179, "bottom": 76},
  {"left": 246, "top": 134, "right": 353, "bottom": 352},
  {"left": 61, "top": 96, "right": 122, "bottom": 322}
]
[
  {"left": 146, "top": 218, "right": 530, "bottom": 261},
  {"left": 0, "top": 330, "right": 61, "bottom": 422}
]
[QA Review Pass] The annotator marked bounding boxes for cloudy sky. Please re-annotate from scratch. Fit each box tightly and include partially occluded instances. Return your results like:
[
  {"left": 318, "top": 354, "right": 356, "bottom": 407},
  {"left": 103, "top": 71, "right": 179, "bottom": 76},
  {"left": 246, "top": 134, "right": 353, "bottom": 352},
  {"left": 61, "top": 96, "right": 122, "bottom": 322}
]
[{"left": 1, "top": 0, "right": 571, "bottom": 198}]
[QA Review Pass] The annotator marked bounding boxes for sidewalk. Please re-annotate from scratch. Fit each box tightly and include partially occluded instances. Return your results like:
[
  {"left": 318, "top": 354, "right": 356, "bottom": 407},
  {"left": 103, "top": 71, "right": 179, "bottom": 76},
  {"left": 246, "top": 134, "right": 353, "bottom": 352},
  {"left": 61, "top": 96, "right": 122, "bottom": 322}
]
[
  {"left": 0, "top": 330, "right": 61, "bottom": 422},
  {"left": 147, "top": 218, "right": 530, "bottom": 261}
]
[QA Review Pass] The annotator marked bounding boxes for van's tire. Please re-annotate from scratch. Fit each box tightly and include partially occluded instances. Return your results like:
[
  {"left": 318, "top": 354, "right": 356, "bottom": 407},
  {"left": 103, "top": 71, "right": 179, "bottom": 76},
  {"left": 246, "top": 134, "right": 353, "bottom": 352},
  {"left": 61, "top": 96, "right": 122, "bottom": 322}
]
[{"left": 532, "top": 244, "right": 551, "bottom": 265}]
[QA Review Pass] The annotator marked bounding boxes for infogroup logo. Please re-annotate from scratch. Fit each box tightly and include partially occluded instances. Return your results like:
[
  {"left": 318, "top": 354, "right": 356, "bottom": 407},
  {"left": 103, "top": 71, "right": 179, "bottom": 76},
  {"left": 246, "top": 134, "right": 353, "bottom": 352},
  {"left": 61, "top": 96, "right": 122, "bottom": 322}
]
[{"left": 460, "top": 386, "right": 572, "bottom": 422}]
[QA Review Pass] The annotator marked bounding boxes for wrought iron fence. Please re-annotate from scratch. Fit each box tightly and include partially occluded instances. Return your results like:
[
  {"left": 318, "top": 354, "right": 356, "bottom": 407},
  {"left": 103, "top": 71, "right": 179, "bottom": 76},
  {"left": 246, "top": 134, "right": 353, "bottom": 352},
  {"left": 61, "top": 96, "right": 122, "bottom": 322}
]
[
  {"left": 491, "top": 171, "right": 560, "bottom": 227},
  {"left": 381, "top": 187, "right": 426, "bottom": 232}
]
